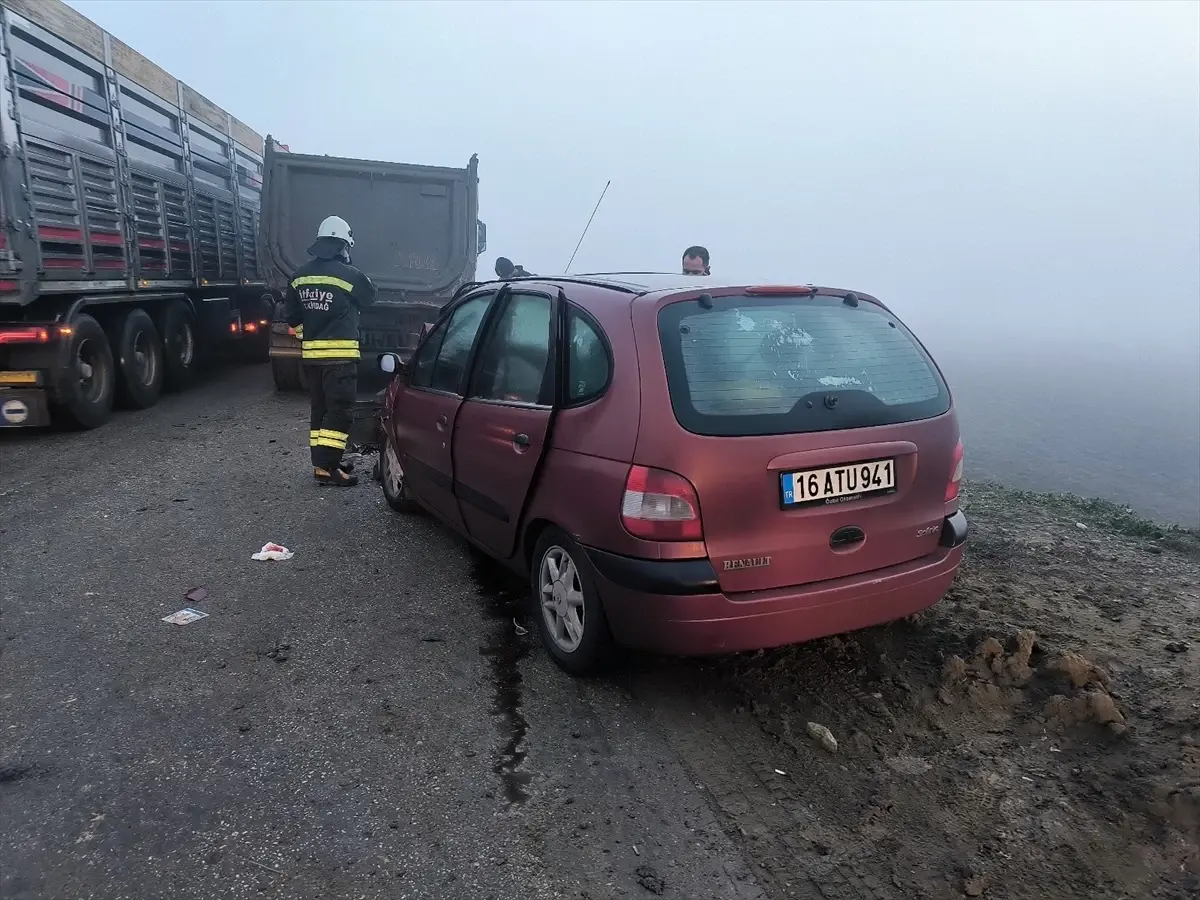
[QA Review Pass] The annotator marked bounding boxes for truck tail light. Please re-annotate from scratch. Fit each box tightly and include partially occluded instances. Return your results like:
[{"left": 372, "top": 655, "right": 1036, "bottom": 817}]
[
  {"left": 621, "top": 465, "right": 704, "bottom": 542},
  {"left": 0, "top": 326, "right": 50, "bottom": 345}
]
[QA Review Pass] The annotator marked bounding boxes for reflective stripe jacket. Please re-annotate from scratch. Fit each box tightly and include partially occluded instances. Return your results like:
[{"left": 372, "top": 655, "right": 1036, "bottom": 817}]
[{"left": 284, "top": 257, "right": 377, "bottom": 363}]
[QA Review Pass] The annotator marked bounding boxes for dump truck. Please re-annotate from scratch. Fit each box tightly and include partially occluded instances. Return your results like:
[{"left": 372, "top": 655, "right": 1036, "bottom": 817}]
[
  {"left": 0, "top": 0, "right": 273, "bottom": 429},
  {"left": 260, "top": 140, "right": 486, "bottom": 443}
]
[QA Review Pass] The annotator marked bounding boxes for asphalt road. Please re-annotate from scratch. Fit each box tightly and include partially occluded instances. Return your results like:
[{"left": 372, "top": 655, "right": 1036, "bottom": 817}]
[{"left": 0, "top": 365, "right": 768, "bottom": 900}]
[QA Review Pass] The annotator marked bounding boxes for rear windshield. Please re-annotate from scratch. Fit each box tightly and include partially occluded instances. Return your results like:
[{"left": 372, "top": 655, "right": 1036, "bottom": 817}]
[{"left": 657, "top": 293, "right": 950, "bottom": 437}]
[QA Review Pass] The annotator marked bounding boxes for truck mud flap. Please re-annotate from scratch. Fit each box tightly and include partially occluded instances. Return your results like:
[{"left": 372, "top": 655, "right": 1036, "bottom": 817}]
[
  {"left": 350, "top": 387, "right": 386, "bottom": 449},
  {"left": 0, "top": 389, "right": 51, "bottom": 428}
]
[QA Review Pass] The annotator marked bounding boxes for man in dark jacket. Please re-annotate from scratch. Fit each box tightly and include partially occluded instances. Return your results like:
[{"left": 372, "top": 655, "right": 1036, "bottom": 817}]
[
  {"left": 495, "top": 256, "right": 534, "bottom": 280},
  {"left": 284, "top": 215, "right": 377, "bottom": 486}
]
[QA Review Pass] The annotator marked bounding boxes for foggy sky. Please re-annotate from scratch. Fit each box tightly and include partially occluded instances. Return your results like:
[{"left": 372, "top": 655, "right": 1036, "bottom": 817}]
[{"left": 67, "top": 0, "right": 1199, "bottom": 365}]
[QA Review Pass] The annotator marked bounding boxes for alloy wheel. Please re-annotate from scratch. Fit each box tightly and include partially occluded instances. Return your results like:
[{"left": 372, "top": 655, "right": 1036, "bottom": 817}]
[{"left": 539, "top": 545, "right": 586, "bottom": 653}]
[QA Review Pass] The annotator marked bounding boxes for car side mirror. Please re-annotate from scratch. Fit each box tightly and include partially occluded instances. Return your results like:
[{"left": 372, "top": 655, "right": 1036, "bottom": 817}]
[{"left": 379, "top": 353, "right": 405, "bottom": 375}]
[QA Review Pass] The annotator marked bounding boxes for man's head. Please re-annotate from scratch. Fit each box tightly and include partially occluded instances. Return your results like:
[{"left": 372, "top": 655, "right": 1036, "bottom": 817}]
[
  {"left": 309, "top": 215, "right": 354, "bottom": 260},
  {"left": 495, "top": 257, "right": 515, "bottom": 279},
  {"left": 682, "top": 245, "right": 710, "bottom": 276}
]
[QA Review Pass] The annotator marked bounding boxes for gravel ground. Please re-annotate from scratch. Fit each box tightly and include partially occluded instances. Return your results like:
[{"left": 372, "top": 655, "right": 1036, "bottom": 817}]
[
  {"left": 0, "top": 366, "right": 759, "bottom": 900},
  {"left": 3, "top": 364, "right": 1196, "bottom": 900}
]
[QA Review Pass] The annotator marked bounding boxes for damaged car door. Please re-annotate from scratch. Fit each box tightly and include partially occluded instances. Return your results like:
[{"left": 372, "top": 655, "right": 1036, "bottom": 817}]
[
  {"left": 452, "top": 289, "right": 558, "bottom": 558},
  {"left": 390, "top": 292, "right": 495, "bottom": 528}
]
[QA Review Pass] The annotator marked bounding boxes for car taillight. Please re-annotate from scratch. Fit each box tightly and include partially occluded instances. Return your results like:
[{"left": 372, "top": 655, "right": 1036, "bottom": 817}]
[
  {"left": 620, "top": 465, "right": 703, "bottom": 541},
  {"left": 945, "top": 439, "right": 964, "bottom": 502}
]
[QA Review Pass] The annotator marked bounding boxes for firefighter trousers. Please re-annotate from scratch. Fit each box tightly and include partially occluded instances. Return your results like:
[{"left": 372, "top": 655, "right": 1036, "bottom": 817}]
[{"left": 306, "top": 362, "right": 357, "bottom": 469}]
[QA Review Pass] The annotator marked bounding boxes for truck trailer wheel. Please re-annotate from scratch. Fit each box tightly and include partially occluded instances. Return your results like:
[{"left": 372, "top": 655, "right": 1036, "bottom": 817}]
[
  {"left": 160, "top": 299, "right": 198, "bottom": 391},
  {"left": 271, "top": 357, "right": 302, "bottom": 392},
  {"left": 55, "top": 313, "right": 115, "bottom": 430},
  {"left": 113, "top": 308, "right": 164, "bottom": 409}
]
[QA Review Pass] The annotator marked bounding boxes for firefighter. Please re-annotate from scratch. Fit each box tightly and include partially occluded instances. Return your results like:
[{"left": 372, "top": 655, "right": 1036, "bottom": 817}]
[{"left": 284, "top": 216, "right": 377, "bottom": 486}]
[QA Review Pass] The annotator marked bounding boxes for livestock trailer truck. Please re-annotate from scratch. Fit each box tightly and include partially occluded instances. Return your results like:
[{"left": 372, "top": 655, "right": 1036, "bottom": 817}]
[
  {"left": 0, "top": 0, "right": 273, "bottom": 430},
  {"left": 261, "top": 140, "right": 487, "bottom": 444}
]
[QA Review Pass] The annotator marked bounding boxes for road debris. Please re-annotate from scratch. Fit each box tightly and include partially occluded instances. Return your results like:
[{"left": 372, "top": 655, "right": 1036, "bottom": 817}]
[
  {"left": 185, "top": 587, "right": 209, "bottom": 603},
  {"left": 964, "top": 873, "right": 989, "bottom": 896},
  {"left": 806, "top": 721, "right": 838, "bottom": 753},
  {"left": 634, "top": 864, "right": 666, "bottom": 895},
  {"left": 251, "top": 542, "right": 294, "bottom": 561},
  {"left": 162, "top": 608, "right": 208, "bottom": 626},
  {"left": 1165, "top": 641, "right": 1189, "bottom": 653},
  {"left": 265, "top": 642, "right": 291, "bottom": 663},
  {"left": 513, "top": 618, "right": 529, "bottom": 636}
]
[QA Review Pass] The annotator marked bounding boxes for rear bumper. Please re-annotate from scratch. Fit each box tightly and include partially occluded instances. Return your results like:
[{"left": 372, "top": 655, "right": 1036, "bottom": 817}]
[
  {"left": 0, "top": 387, "right": 51, "bottom": 427},
  {"left": 584, "top": 511, "right": 968, "bottom": 656}
]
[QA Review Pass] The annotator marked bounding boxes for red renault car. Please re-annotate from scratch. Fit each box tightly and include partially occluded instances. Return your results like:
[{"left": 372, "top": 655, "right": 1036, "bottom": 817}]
[{"left": 376, "top": 274, "right": 967, "bottom": 674}]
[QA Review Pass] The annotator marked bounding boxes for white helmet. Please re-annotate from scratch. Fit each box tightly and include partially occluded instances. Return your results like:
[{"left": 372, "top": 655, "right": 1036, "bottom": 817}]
[{"left": 316, "top": 215, "right": 354, "bottom": 248}]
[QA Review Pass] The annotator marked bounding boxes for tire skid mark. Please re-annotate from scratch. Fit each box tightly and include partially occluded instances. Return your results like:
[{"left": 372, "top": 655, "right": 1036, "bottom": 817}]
[{"left": 631, "top": 665, "right": 896, "bottom": 900}]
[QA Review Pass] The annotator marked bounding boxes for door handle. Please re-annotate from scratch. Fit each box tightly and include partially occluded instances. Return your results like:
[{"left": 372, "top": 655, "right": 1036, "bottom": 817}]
[
  {"left": 436, "top": 415, "right": 449, "bottom": 431},
  {"left": 512, "top": 432, "right": 530, "bottom": 448}
]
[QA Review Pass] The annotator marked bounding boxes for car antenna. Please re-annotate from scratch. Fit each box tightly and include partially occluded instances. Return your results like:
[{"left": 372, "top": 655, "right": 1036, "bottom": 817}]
[{"left": 563, "top": 180, "right": 611, "bottom": 274}]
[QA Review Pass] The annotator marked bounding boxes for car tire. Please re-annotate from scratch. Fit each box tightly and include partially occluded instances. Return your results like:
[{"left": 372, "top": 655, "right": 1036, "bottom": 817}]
[
  {"left": 271, "top": 357, "right": 302, "bottom": 392},
  {"left": 112, "top": 308, "right": 164, "bottom": 409},
  {"left": 159, "top": 299, "right": 198, "bottom": 392},
  {"left": 531, "top": 527, "right": 614, "bottom": 675},
  {"left": 380, "top": 434, "right": 421, "bottom": 513},
  {"left": 55, "top": 313, "right": 115, "bottom": 430}
]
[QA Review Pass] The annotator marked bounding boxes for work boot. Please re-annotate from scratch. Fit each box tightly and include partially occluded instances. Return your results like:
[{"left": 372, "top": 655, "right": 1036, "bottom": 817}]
[{"left": 313, "top": 466, "right": 358, "bottom": 487}]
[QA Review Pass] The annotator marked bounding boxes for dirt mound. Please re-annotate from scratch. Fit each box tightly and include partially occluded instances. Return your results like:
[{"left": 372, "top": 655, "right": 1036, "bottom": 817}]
[{"left": 937, "top": 629, "right": 1129, "bottom": 736}]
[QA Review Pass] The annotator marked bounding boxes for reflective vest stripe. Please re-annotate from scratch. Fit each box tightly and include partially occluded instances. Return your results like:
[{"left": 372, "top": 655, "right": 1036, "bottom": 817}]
[
  {"left": 292, "top": 275, "right": 355, "bottom": 292},
  {"left": 301, "top": 338, "right": 360, "bottom": 361},
  {"left": 309, "top": 429, "right": 348, "bottom": 449},
  {"left": 302, "top": 348, "right": 361, "bottom": 361}
]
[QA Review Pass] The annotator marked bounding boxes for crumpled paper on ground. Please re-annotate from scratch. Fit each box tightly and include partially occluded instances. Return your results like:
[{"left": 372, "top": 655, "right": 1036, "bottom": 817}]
[{"left": 251, "top": 542, "right": 294, "bottom": 561}]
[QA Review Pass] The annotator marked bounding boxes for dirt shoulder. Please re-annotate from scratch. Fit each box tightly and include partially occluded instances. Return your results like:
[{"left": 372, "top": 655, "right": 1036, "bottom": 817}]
[{"left": 633, "top": 481, "right": 1199, "bottom": 899}]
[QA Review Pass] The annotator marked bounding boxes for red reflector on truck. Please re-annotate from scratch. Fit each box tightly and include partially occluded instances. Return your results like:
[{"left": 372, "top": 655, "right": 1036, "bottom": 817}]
[{"left": 0, "top": 327, "right": 49, "bottom": 345}]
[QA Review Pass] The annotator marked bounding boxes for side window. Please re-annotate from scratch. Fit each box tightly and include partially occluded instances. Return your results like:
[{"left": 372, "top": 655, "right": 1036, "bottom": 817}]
[
  {"left": 472, "top": 292, "right": 553, "bottom": 405},
  {"left": 566, "top": 307, "right": 611, "bottom": 404},
  {"left": 429, "top": 295, "right": 492, "bottom": 394},
  {"left": 408, "top": 321, "right": 446, "bottom": 389}
]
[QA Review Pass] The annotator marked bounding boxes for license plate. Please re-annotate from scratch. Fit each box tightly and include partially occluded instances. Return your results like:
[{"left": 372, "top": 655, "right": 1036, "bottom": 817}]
[
  {"left": 0, "top": 370, "right": 39, "bottom": 386},
  {"left": 780, "top": 458, "right": 897, "bottom": 508}
]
